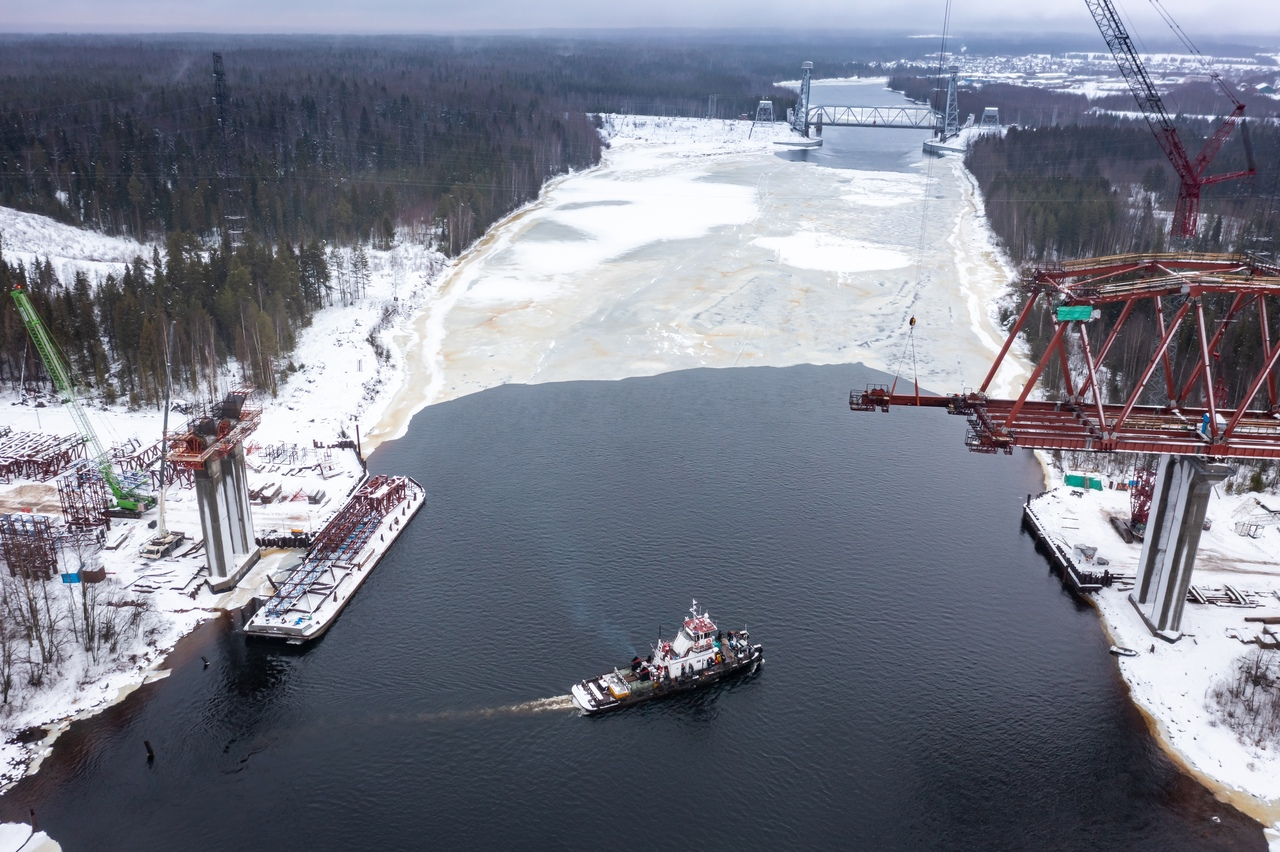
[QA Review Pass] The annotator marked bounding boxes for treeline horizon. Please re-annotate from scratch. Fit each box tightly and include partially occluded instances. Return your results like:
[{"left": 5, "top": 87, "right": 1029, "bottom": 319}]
[
  {"left": 0, "top": 34, "right": 912, "bottom": 253},
  {"left": 0, "top": 34, "right": 842, "bottom": 405}
]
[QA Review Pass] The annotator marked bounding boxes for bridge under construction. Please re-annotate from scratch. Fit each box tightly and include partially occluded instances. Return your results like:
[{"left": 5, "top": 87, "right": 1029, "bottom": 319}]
[{"left": 851, "top": 252, "right": 1280, "bottom": 641}]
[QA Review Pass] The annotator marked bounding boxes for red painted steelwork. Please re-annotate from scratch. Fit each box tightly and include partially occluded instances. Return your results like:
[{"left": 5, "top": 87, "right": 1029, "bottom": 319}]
[
  {"left": 167, "top": 387, "right": 261, "bottom": 471},
  {"left": 1130, "top": 465, "right": 1157, "bottom": 527},
  {"left": 851, "top": 253, "right": 1280, "bottom": 460}
]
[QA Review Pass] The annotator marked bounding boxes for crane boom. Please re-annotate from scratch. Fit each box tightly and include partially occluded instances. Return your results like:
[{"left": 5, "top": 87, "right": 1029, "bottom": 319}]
[
  {"left": 1083, "top": 0, "right": 1254, "bottom": 240},
  {"left": 11, "top": 284, "right": 153, "bottom": 512}
]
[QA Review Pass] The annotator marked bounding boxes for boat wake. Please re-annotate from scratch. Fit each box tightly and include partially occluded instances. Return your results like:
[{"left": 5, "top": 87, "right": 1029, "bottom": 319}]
[
  {"left": 496, "top": 694, "right": 578, "bottom": 714},
  {"left": 362, "top": 695, "right": 580, "bottom": 726}
]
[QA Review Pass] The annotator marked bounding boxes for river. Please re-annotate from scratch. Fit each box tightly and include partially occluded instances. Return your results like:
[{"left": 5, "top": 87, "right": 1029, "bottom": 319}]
[{"left": 0, "top": 81, "right": 1267, "bottom": 849}]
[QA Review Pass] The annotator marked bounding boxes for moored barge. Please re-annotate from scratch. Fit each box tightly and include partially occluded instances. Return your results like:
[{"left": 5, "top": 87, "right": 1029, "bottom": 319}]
[
  {"left": 244, "top": 474, "right": 424, "bottom": 643},
  {"left": 571, "top": 600, "right": 763, "bottom": 715}
]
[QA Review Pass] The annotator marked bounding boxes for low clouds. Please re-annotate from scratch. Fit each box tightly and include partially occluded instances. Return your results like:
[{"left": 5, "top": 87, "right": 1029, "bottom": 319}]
[{"left": 3, "top": 0, "right": 1272, "bottom": 39}]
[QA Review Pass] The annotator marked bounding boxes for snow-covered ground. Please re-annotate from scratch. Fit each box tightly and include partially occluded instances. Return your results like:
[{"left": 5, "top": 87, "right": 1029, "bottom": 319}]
[
  {"left": 1030, "top": 478, "right": 1280, "bottom": 838},
  {"left": 0, "top": 822, "right": 58, "bottom": 852},
  {"left": 0, "top": 206, "right": 153, "bottom": 286},
  {"left": 0, "top": 206, "right": 447, "bottom": 796}
]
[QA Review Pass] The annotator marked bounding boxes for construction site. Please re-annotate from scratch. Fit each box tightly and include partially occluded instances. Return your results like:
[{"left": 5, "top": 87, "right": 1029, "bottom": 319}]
[
  {"left": 0, "top": 374, "right": 412, "bottom": 603},
  {"left": 0, "top": 274, "right": 426, "bottom": 783}
]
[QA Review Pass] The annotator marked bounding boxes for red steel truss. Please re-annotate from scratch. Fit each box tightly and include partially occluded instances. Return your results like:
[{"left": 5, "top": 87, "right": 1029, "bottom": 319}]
[
  {"left": 0, "top": 513, "right": 59, "bottom": 580},
  {"left": 167, "top": 387, "right": 261, "bottom": 471},
  {"left": 57, "top": 459, "right": 111, "bottom": 529},
  {"left": 850, "top": 253, "right": 1280, "bottom": 460}
]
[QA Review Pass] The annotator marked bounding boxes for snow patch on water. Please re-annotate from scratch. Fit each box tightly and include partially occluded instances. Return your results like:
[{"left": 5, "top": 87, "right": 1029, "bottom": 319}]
[
  {"left": 836, "top": 169, "right": 926, "bottom": 208},
  {"left": 753, "top": 232, "right": 912, "bottom": 274}
]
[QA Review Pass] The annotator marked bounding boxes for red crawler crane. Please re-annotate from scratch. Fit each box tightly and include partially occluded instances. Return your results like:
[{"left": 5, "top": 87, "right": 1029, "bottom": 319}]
[
  {"left": 1083, "top": 0, "right": 1254, "bottom": 241},
  {"left": 1129, "top": 464, "right": 1157, "bottom": 531}
]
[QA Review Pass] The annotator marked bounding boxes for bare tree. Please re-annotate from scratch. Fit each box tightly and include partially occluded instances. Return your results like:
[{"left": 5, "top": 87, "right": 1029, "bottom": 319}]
[{"left": 1212, "top": 649, "right": 1280, "bottom": 747}]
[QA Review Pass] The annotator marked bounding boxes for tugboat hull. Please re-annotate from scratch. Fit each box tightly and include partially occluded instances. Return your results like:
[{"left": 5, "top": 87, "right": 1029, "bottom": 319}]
[{"left": 571, "top": 644, "right": 763, "bottom": 715}]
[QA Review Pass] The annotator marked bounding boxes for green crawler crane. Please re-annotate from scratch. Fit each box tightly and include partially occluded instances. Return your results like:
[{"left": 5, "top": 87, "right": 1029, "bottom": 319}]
[{"left": 11, "top": 283, "right": 156, "bottom": 514}]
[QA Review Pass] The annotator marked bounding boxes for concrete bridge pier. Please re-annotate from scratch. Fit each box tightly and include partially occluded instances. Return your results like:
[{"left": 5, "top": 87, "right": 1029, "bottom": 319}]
[
  {"left": 1130, "top": 453, "right": 1231, "bottom": 640},
  {"left": 196, "top": 443, "right": 260, "bottom": 592}
]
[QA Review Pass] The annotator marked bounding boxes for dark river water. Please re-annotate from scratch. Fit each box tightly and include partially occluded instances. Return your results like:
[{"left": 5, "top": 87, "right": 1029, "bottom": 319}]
[{"left": 0, "top": 364, "right": 1265, "bottom": 850}]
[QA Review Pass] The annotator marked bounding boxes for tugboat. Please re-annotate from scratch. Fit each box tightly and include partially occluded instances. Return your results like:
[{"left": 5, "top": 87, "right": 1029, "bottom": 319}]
[{"left": 570, "top": 600, "right": 763, "bottom": 715}]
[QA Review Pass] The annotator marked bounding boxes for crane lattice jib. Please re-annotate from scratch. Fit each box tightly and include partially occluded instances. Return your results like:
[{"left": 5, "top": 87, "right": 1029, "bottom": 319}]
[
  {"left": 10, "top": 287, "right": 129, "bottom": 499},
  {"left": 1083, "top": 0, "right": 1254, "bottom": 240},
  {"left": 1083, "top": 0, "right": 1194, "bottom": 183},
  {"left": 791, "top": 63, "right": 812, "bottom": 138}
]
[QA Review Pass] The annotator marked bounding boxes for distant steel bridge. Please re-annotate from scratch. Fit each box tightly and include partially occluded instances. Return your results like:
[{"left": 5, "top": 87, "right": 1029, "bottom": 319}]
[{"left": 806, "top": 105, "right": 940, "bottom": 130}]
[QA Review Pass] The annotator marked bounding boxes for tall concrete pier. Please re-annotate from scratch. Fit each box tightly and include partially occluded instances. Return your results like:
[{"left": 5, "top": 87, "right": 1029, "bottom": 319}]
[
  {"left": 169, "top": 389, "right": 262, "bottom": 592},
  {"left": 195, "top": 442, "right": 259, "bottom": 591},
  {"left": 1131, "top": 453, "right": 1231, "bottom": 639}
]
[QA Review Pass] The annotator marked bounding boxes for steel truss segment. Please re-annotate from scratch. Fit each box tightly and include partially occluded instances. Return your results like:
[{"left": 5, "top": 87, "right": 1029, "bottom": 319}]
[
  {"left": 167, "top": 388, "right": 261, "bottom": 471},
  {"left": 1033, "top": 253, "right": 1277, "bottom": 293},
  {"left": 1076, "top": 322, "right": 1109, "bottom": 432},
  {"left": 852, "top": 253, "right": 1280, "bottom": 459},
  {"left": 1177, "top": 293, "right": 1251, "bottom": 406},
  {"left": 1261, "top": 297, "right": 1279, "bottom": 409},
  {"left": 979, "top": 291, "right": 1041, "bottom": 394},
  {"left": 1076, "top": 298, "right": 1137, "bottom": 403},
  {"left": 1195, "top": 300, "right": 1220, "bottom": 436},
  {"left": 1119, "top": 300, "right": 1192, "bottom": 435},
  {"left": 1224, "top": 334, "right": 1280, "bottom": 440},
  {"left": 1152, "top": 296, "right": 1178, "bottom": 403},
  {"left": 1002, "top": 319, "right": 1070, "bottom": 431},
  {"left": 979, "top": 401, "right": 1280, "bottom": 458},
  {"left": 1057, "top": 332, "right": 1076, "bottom": 399}
]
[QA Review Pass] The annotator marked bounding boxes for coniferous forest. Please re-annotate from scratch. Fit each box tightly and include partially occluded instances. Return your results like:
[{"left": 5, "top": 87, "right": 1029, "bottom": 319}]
[{"left": 0, "top": 34, "right": 841, "bottom": 405}]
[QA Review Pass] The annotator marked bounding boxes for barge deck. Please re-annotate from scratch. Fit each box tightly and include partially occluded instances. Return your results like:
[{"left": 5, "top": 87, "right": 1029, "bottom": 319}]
[{"left": 244, "top": 474, "right": 425, "bottom": 643}]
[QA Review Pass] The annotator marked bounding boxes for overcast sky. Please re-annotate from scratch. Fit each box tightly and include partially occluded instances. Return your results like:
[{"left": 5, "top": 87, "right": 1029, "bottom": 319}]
[{"left": 2, "top": 0, "right": 1277, "bottom": 42}]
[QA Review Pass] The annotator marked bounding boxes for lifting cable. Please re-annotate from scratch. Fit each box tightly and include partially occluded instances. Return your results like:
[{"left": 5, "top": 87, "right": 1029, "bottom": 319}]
[{"left": 897, "top": 0, "right": 952, "bottom": 403}]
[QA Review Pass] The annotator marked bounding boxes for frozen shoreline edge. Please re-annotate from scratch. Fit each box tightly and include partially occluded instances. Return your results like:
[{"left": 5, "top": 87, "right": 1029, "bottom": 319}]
[{"left": 1082, "top": 563, "right": 1280, "bottom": 834}]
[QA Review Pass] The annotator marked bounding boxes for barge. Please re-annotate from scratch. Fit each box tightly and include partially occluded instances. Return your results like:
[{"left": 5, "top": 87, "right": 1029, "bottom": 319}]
[
  {"left": 571, "top": 600, "right": 763, "bottom": 715},
  {"left": 243, "top": 474, "right": 425, "bottom": 643}
]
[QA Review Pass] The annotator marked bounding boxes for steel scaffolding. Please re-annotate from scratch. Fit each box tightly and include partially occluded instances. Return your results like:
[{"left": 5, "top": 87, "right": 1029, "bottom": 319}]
[{"left": 0, "top": 513, "right": 59, "bottom": 580}]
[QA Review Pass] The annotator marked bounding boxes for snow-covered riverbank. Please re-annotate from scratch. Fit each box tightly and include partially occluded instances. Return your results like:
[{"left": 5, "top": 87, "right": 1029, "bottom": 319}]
[
  {"left": 1029, "top": 479, "right": 1280, "bottom": 842},
  {"left": 0, "top": 203, "right": 446, "bottom": 793}
]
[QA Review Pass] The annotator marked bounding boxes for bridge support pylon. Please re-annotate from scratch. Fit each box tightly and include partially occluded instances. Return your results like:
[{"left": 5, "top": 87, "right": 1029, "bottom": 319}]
[
  {"left": 196, "top": 443, "right": 260, "bottom": 593},
  {"left": 1130, "top": 453, "right": 1231, "bottom": 640}
]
